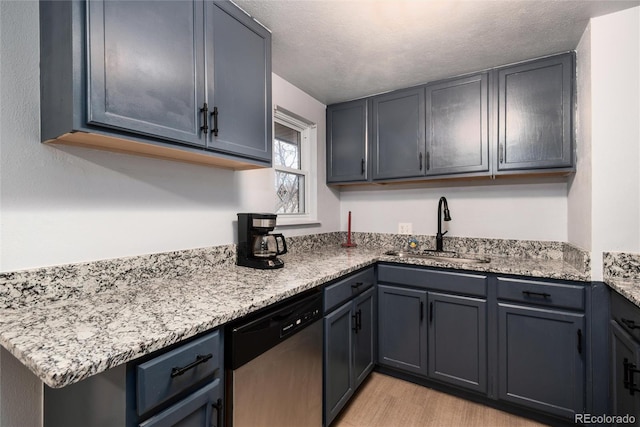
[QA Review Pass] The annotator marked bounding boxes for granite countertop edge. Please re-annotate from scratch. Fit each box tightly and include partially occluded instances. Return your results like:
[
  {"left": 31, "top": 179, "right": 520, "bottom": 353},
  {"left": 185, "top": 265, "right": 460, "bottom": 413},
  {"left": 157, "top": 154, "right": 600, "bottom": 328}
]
[
  {"left": 0, "top": 249, "right": 589, "bottom": 389},
  {"left": 605, "top": 277, "right": 640, "bottom": 308}
]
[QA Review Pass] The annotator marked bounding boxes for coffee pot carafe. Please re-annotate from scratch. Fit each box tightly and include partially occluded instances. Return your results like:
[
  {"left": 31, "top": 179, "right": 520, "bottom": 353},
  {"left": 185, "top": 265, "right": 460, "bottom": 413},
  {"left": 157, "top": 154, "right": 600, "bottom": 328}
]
[
  {"left": 237, "top": 213, "right": 287, "bottom": 269},
  {"left": 252, "top": 233, "right": 287, "bottom": 258}
]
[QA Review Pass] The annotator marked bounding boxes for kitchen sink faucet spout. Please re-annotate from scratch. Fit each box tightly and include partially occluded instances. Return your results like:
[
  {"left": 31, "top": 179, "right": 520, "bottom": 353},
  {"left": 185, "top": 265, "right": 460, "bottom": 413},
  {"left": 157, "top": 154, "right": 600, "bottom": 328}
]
[{"left": 436, "top": 196, "right": 452, "bottom": 251}]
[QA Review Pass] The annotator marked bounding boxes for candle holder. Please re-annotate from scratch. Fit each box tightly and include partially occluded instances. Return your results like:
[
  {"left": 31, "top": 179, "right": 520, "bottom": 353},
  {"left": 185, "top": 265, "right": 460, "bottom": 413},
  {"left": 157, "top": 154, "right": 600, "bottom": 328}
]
[{"left": 342, "top": 211, "right": 358, "bottom": 248}]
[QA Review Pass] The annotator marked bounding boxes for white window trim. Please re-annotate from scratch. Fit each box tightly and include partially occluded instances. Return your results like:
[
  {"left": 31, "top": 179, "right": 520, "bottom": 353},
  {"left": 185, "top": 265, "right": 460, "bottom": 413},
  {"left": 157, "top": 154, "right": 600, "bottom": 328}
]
[{"left": 273, "top": 107, "right": 318, "bottom": 227}]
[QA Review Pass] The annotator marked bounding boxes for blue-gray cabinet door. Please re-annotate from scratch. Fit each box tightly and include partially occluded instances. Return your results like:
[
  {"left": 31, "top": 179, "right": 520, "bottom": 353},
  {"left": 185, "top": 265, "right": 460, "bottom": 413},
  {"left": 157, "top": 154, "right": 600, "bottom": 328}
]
[
  {"left": 427, "top": 292, "right": 487, "bottom": 393},
  {"left": 327, "top": 99, "right": 369, "bottom": 183},
  {"left": 610, "top": 320, "right": 640, "bottom": 422},
  {"left": 425, "top": 74, "right": 489, "bottom": 176},
  {"left": 324, "top": 300, "right": 354, "bottom": 426},
  {"left": 138, "top": 380, "right": 222, "bottom": 427},
  {"left": 498, "top": 303, "right": 585, "bottom": 418},
  {"left": 206, "top": 1, "right": 272, "bottom": 162},
  {"left": 87, "top": 0, "right": 206, "bottom": 147},
  {"left": 353, "top": 287, "right": 375, "bottom": 388},
  {"left": 497, "top": 53, "right": 574, "bottom": 171},
  {"left": 377, "top": 285, "right": 427, "bottom": 376},
  {"left": 371, "top": 88, "right": 426, "bottom": 180}
]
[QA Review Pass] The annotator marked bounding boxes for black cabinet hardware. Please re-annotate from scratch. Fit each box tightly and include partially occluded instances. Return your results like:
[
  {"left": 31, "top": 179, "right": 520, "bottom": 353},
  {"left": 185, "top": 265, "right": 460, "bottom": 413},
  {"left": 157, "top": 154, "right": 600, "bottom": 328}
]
[
  {"left": 429, "top": 302, "right": 433, "bottom": 323},
  {"left": 419, "top": 152, "right": 423, "bottom": 170},
  {"left": 426, "top": 152, "right": 430, "bottom": 171},
  {"left": 212, "top": 106, "right": 219, "bottom": 137},
  {"left": 420, "top": 301, "right": 424, "bottom": 322},
  {"left": 351, "top": 282, "right": 365, "bottom": 290},
  {"left": 352, "top": 312, "right": 359, "bottom": 333},
  {"left": 361, "top": 158, "right": 365, "bottom": 175},
  {"left": 522, "top": 290, "right": 551, "bottom": 299},
  {"left": 623, "top": 358, "right": 640, "bottom": 395},
  {"left": 200, "top": 103, "right": 209, "bottom": 134},
  {"left": 577, "top": 329, "right": 582, "bottom": 354},
  {"left": 170, "top": 353, "right": 213, "bottom": 378},
  {"left": 621, "top": 318, "right": 640, "bottom": 330},
  {"left": 212, "top": 398, "right": 222, "bottom": 427}
]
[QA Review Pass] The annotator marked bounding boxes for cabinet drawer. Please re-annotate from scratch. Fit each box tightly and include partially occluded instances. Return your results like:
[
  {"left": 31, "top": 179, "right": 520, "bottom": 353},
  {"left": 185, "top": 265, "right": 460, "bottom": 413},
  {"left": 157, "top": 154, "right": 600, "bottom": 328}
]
[
  {"left": 611, "top": 290, "right": 640, "bottom": 342},
  {"left": 137, "top": 331, "right": 221, "bottom": 416},
  {"left": 378, "top": 264, "right": 487, "bottom": 297},
  {"left": 324, "top": 268, "right": 375, "bottom": 312},
  {"left": 497, "top": 277, "right": 584, "bottom": 310}
]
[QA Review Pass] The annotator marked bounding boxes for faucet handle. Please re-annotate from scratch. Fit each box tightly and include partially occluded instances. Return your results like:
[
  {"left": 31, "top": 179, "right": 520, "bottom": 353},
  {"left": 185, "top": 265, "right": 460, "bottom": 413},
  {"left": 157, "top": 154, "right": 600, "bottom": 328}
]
[{"left": 442, "top": 230, "right": 448, "bottom": 236}]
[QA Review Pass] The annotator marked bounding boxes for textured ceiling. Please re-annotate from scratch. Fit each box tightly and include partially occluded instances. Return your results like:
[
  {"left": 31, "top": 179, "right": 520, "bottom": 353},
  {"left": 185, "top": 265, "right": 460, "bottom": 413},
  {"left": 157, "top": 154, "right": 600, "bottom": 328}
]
[{"left": 234, "top": 0, "right": 639, "bottom": 105}]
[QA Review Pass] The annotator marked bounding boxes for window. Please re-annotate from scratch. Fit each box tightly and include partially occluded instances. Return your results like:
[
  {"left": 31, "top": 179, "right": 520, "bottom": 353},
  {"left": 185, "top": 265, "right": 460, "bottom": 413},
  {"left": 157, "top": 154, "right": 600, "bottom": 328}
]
[{"left": 273, "top": 108, "right": 316, "bottom": 222}]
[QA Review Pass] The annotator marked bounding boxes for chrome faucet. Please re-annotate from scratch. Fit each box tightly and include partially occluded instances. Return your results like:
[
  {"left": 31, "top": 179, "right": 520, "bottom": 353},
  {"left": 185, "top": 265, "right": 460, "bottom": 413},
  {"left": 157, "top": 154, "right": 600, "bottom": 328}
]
[{"left": 436, "top": 196, "right": 451, "bottom": 251}]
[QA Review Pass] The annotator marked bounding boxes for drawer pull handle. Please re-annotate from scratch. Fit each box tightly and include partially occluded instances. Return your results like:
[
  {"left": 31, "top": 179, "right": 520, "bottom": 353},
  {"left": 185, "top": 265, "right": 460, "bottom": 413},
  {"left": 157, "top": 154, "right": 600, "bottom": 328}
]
[
  {"left": 522, "top": 290, "right": 551, "bottom": 299},
  {"left": 351, "top": 282, "right": 365, "bottom": 289},
  {"left": 171, "top": 353, "right": 213, "bottom": 378},
  {"left": 621, "top": 318, "right": 640, "bottom": 330}
]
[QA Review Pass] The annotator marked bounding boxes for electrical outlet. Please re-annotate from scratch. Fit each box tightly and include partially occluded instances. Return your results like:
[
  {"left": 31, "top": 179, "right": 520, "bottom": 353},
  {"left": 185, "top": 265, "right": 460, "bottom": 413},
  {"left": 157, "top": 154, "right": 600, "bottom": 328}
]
[{"left": 398, "top": 223, "right": 412, "bottom": 235}]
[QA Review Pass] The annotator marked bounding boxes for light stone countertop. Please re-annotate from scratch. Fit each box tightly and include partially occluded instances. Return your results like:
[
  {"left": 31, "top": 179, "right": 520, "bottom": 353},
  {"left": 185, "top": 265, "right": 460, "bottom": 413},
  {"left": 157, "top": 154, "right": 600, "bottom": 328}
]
[{"left": 0, "top": 246, "right": 590, "bottom": 389}]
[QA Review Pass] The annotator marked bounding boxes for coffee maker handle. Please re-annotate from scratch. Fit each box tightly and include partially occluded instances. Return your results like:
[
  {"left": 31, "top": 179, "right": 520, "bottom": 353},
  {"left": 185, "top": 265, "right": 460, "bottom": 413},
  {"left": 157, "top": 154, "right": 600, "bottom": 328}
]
[{"left": 274, "top": 233, "right": 288, "bottom": 255}]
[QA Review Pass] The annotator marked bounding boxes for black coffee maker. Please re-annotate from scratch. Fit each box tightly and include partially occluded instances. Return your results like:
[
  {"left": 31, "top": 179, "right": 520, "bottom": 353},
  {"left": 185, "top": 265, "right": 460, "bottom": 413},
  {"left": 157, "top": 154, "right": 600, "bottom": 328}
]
[{"left": 237, "top": 213, "right": 287, "bottom": 269}]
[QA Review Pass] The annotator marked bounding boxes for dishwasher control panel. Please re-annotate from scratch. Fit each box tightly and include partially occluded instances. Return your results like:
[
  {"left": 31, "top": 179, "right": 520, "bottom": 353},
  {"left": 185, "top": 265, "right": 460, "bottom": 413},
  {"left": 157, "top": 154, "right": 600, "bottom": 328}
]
[{"left": 280, "top": 306, "right": 321, "bottom": 337}]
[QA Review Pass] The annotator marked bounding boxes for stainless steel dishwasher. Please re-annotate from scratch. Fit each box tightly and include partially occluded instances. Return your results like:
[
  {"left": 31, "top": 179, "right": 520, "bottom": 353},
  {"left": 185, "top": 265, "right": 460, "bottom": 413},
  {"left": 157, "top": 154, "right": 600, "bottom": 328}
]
[{"left": 227, "top": 289, "right": 323, "bottom": 427}]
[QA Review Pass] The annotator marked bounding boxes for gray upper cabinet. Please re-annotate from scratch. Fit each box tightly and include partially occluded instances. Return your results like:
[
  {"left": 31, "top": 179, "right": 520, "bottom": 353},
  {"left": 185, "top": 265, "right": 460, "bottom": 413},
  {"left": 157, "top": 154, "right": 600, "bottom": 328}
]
[
  {"left": 87, "top": 0, "right": 206, "bottom": 147},
  {"left": 425, "top": 74, "right": 489, "bottom": 176},
  {"left": 327, "top": 100, "right": 369, "bottom": 183},
  {"left": 40, "top": 0, "right": 271, "bottom": 168},
  {"left": 371, "top": 88, "right": 426, "bottom": 180},
  {"left": 206, "top": 1, "right": 272, "bottom": 162},
  {"left": 496, "top": 53, "right": 574, "bottom": 172}
]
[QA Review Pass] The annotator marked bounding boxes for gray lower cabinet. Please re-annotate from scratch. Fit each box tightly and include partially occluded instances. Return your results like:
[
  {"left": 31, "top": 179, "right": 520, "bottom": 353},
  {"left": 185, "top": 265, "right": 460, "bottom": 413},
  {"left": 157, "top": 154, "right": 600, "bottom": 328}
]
[
  {"left": 425, "top": 73, "right": 490, "bottom": 176},
  {"left": 427, "top": 292, "right": 487, "bottom": 393},
  {"left": 377, "top": 284, "right": 428, "bottom": 376},
  {"left": 44, "top": 330, "right": 224, "bottom": 427},
  {"left": 327, "top": 99, "right": 369, "bottom": 183},
  {"left": 324, "top": 284, "right": 375, "bottom": 426},
  {"left": 497, "top": 303, "right": 585, "bottom": 418},
  {"left": 496, "top": 53, "right": 574, "bottom": 172},
  {"left": 371, "top": 87, "right": 426, "bottom": 180},
  {"left": 610, "top": 289, "right": 640, "bottom": 424},
  {"left": 139, "top": 380, "right": 222, "bottom": 427},
  {"left": 41, "top": 0, "right": 271, "bottom": 168}
]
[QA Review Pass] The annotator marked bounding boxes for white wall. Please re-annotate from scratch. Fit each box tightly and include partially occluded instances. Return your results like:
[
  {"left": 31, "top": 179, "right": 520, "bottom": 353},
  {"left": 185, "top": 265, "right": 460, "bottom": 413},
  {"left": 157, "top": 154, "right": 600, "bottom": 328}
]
[
  {"left": 567, "top": 23, "right": 593, "bottom": 252},
  {"left": 589, "top": 6, "right": 640, "bottom": 280},
  {"left": 0, "top": 2, "right": 338, "bottom": 273},
  {"left": 339, "top": 179, "right": 568, "bottom": 241}
]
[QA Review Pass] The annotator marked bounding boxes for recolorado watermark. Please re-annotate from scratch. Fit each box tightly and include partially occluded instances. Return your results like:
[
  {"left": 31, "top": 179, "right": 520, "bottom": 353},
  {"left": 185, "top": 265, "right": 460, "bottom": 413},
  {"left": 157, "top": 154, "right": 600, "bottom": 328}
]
[{"left": 575, "top": 413, "right": 636, "bottom": 424}]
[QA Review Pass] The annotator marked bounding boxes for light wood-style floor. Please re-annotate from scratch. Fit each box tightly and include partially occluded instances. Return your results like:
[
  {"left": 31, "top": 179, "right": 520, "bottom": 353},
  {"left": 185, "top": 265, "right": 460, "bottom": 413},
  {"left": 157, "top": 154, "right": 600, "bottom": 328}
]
[{"left": 333, "top": 373, "right": 549, "bottom": 427}]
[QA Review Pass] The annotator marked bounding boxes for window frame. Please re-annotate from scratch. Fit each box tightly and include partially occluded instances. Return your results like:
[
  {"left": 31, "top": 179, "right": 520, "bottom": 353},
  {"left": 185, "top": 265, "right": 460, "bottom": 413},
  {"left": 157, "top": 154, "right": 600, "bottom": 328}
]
[{"left": 273, "top": 107, "right": 318, "bottom": 225}]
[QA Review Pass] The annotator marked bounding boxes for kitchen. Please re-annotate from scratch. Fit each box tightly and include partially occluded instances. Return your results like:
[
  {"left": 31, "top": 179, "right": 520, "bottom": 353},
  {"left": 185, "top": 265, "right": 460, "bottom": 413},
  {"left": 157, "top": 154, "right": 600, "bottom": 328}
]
[{"left": 1, "top": 0, "right": 639, "bottom": 426}]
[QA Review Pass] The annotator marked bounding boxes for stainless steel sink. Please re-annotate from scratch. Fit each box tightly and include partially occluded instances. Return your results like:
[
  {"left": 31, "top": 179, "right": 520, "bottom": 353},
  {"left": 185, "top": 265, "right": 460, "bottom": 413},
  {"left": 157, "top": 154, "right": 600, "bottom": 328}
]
[{"left": 383, "top": 250, "right": 491, "bottom": 264}]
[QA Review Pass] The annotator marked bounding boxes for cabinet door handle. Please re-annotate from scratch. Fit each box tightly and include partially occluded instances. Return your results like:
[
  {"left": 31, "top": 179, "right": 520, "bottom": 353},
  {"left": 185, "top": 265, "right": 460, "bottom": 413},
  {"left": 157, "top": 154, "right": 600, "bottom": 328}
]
[
  {"left": 171, "top": 353, "right": 213, "bottom": 377},
  {"left": 357, "top": 309, "right": 362, "bottom": 331},
  {"left": 200, "top": 103, "right": 209, "bottom": 135},
  {"left": 577, "top": 329, "right": 582, "bottom": 355},
  {"left": 212, "top": 107, "right": 219, "bottom": 137},
  {"left": 429, "top": 302, "right": 433, "bottom": 324},
  {"left": 361, "top": 158, "right": 365, "bottom": 175},
  {"left": 624, "top": 358, "right": 640, "bottom": 395},
  {"left": 419, "top": 152, "right": 423, "bottom": 170},
  {"left": 426, "top": 152, "right": 430, "bottom": 171},
  {"left": 211, "top": 397, "right": 222, "bottom": 427},
  {"left": 522, "top": 290, "right": 551, "bottom": 299},
  {"left": 420, "top": 301, "right": 424, "bottom": 322},
  {"left": 499, "top": 143, "right": 504, "bottom": 163},
  {"left": 621, "top": 318, "right": 640, "bottom": 330}
]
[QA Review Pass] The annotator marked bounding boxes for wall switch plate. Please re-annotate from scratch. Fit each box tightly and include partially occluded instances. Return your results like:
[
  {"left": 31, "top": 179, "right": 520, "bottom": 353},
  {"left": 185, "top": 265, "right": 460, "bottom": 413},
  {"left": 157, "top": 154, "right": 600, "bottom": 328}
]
[{"left": 398, "top": 223, "right": 412, "bottom": 235}]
